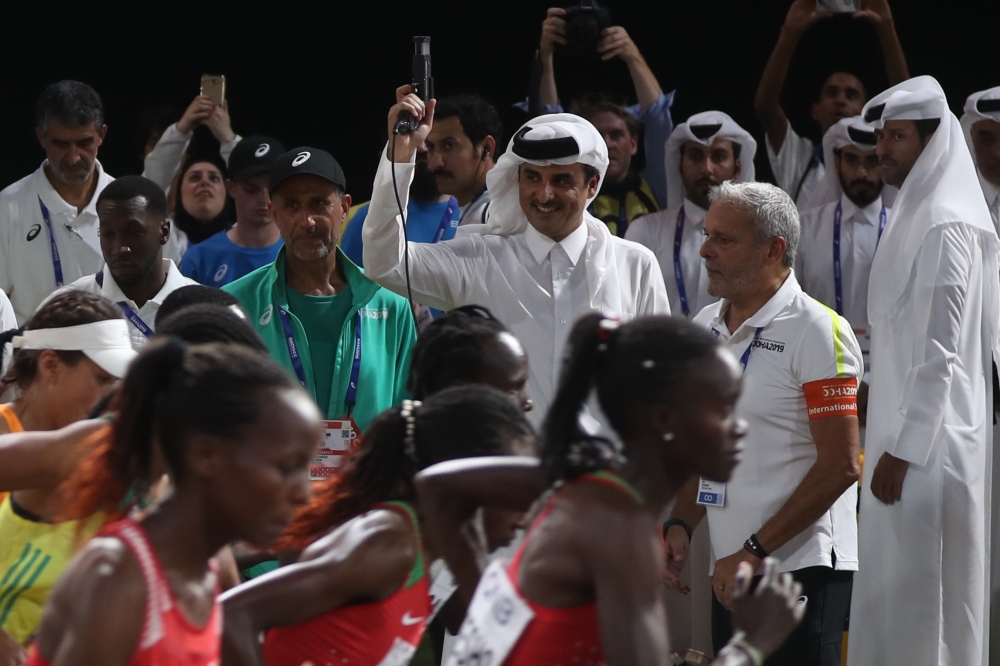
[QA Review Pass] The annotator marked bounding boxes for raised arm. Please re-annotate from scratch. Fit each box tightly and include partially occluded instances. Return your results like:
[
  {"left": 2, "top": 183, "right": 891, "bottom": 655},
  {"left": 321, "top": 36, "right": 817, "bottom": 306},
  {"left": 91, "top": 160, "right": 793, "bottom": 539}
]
[
  {"left": 755, "top": 0, "right": 831, "bottom": 153},
  {"left": 221, "top": 511, "right": 417, "bottom": 666},
  {"left": 537, "top": 8, "right": 565, "bottom": 106},
  {"left": 362, "top": 86, "right": 483, "bottom": 311},
  {"left": 415, "top": 457, "right": 544, "bottom": 608},
  {"left": 598, "top": 27, "right": 661, "bottom": 111},
  {"left": 854, "top": 0, "right": 910, "bottom": 85}
]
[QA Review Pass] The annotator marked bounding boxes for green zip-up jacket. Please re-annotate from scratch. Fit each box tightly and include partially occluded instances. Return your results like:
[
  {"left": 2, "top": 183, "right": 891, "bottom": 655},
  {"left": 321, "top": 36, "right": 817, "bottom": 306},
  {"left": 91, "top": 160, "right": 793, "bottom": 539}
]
[{"left": 223, "top": 246, "right": 416, "bottom": 431}]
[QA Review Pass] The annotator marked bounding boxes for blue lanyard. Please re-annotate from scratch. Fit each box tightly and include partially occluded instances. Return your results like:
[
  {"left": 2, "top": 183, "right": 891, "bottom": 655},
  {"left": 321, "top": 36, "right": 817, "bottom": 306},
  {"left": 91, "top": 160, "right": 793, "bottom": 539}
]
[
  {"left": 37, "top": 197, "right": 64, "bottom": 287},
  {"left": 673, "top": 206, "right": 690, "bottom": 316},
  {"left": 278, "top": 305, "right": 363, "bottom": 414},
  {"left": 432, "top": 196, "right": 458, "bottom": 243},
  {"left": 739, "top": 328, "right": 764, "bottom": 373},
  {"left": 458, "top": 186, "right": 487, "bottom": 225},
  {"left": 832, "top": 202, "right": 887, "bottom": 316},
  {"left": 94, "top": 270, "right": 152, "bottom": 339}
]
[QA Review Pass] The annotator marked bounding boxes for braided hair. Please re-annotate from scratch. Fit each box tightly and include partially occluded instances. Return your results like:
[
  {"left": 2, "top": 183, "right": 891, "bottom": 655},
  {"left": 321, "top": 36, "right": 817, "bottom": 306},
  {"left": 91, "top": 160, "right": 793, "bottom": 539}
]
[{"left": 542, "top": 313, "right": 722, "bottom": 483}]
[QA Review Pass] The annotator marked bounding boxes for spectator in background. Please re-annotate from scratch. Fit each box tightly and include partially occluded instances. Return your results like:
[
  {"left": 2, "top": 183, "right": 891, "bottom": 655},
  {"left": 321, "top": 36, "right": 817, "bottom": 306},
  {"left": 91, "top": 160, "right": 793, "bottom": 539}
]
[
  {"left": 425, "top": 94, "right": 502, "bottom": 226},
  {"left": 755, "top": 0, "right": 908, "bottom": 207},
  {"left": 168, "top": 151, "right": 234, "bottom": 250},
  {"left": 225, "top": 147, "right": 416, "bottom": 437},
  {"left": 134, "top": 103, "right": 179, "bottom": 166},
  {"left": 340, "top": 143, "right": 458, "bottom": 268},
  {"left": 142, "top": 94, "right": 240, "bottom": 198},
  {"left": 0, "top": 80, "right": 113, "bottom": 324},
  {"left": 49, "top": 176, "right": 197, "bottom": 349},
  {"left": 627, "top": 112, "right": 757, "bottom": 318},
  {"left": 180, "top": 136, "right": 285, "bottom": 286},
  {"left": 961, "top": 87, "right": 1000, "bottom": 233},
  {"left": 529, "top": 7, "right": 674, "bottom": 236}
]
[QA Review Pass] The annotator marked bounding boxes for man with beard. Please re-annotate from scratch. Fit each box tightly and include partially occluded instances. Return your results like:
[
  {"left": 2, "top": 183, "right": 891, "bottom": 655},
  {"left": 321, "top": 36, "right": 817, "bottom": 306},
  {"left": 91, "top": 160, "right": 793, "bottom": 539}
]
[
  {"left": 340, "top": 144, "right": 458, "bottom": 268},
  {"left": 225, "top": 147, "right": 415, "bottom": 437},
  {"left": 796, "top": 117, "right": 887, "bottom": 396},
  {"left": 47, "top": 176, "right": 197, "bottom": 350},
  {"left": 626, "top": 112, "right": 757, "bottom": 318},
  {"left": 0, "top": 81, "right": 115, "bottom": 323},
  {"left": 424, "top": 94, "right": 502, "bottom": 226},
  {"left": 962, "top": 87, "right": 1000, "bottom": 234}
]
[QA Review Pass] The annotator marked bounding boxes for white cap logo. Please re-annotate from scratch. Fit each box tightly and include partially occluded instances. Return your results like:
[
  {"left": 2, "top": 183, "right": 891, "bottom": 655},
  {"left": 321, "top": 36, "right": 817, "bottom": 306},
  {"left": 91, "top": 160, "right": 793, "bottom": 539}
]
[
  {"left": 292, "top": 151, "right": 311, "bottom": 167},
  {"left": 254, "top": 143, "right": 270, "bottom": 157}
]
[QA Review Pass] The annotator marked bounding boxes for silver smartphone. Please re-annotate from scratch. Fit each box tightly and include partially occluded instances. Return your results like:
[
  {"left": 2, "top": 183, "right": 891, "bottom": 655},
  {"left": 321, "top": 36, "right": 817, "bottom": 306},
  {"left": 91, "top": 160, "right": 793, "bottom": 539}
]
[{"left": 817, "top": 0, "right": 860, "bottom": 11}]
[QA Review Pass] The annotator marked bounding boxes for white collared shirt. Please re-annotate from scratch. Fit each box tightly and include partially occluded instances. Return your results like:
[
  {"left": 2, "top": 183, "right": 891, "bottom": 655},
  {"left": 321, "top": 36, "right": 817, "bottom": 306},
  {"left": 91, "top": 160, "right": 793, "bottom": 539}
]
[
  {"left": 796, "top": 194, "right": 887, "bottom": 373},
  {"left": 362, "top": 153, "right": 670, "bottom": 424},
  {"left": 694, "top": 271, "right": 862, "bottom": 574},
  {"left": 625, "top": 198, "right": 718, "bottom": 318},
  {"left": 767, "top": 121, "right": 825, "bottom": 208},
  {"left": 0, "top": 161, "right": 114, "bottom": 323},
  {"left": 48, "top": 259, "right": 198, "bottom": 349}
]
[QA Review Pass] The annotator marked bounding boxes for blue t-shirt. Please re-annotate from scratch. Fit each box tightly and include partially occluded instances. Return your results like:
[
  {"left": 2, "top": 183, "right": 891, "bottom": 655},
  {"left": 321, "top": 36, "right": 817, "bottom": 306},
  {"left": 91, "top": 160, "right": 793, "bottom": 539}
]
[
  {"left": 179, "top": 228, "right": 283, "bottom": 287},
  {"left": 341, "top": 197, "right": 458, "bottom": 268}
]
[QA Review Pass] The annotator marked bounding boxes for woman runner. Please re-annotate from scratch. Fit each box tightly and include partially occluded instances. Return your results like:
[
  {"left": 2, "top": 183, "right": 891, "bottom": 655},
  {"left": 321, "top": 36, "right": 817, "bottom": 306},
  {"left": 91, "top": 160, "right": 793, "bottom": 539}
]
[
  {"left": 220, "top": 386, "right": 534, "bottom": 666},
  {"left": 418, "top": 314, "right": 806, "bottom": 666},
  {"left": 25, "top": 339, "right": 321, "bottom": 666}
]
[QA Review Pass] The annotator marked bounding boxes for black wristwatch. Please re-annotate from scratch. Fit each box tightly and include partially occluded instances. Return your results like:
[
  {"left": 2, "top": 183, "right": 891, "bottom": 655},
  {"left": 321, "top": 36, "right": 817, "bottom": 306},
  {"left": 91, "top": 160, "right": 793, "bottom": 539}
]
[
  {"left": 743, "top": 533, "right": 769, "bottom": 559},
  {"left": 663, "top": 518, "right": 692, "bottom": 541}
]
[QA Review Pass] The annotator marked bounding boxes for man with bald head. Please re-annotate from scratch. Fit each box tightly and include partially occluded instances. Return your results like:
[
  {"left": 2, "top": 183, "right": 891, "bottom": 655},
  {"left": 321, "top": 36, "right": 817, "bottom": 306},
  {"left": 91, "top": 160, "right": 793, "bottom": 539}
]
[
  {"left": 755, "top": 0, "right": 909, "bottom": 207},
  {"left": 362, "top": 85, "right": 669, "bottom": 425}
]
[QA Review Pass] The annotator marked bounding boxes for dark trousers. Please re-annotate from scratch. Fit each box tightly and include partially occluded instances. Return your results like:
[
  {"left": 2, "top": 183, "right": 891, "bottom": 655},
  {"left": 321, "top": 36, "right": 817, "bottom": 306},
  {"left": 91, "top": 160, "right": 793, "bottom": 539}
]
[{"left": 711, "top": 565, "right": 853, "bottom": 666}]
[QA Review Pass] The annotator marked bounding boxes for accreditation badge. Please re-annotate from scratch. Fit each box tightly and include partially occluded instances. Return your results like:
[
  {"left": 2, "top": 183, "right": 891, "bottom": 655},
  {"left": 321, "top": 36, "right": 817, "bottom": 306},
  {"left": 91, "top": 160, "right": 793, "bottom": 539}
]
[
  {"left": 311, "top": 418, "right": 362, "bottom": 481},
  {"left": 695, "top": 477, "right": 726, "bottom": 507}
]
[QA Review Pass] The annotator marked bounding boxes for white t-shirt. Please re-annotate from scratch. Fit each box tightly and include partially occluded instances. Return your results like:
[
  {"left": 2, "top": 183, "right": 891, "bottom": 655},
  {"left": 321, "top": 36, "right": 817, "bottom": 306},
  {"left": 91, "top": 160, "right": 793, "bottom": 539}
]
[
  {"left": 625, "top": 199, "right": 719, "bottom": 318},
  {"left": 693, "top": 272, "right": 861, "bottom": 574},
  {"left": 796, "top": 194, "right": 888, "bottom": 374},
  {"left": 767, "top": 121, "right": 825, "bottom": 209},
  {"left": 48, "top": 259, "right": 198, "bottom": 350},
  {"left": 0, "top": 161, "right": 112, "bottom": 323}
]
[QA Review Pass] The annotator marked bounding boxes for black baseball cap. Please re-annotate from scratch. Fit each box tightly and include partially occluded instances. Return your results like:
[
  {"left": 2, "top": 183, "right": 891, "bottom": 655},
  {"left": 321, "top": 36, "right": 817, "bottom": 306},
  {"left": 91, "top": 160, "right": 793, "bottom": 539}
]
[
  {"left": 228, "top": 135, "right": 285, "bottom": 182},
  {"left": 269, "top": 147, "right": 347, "bottom": 194}
]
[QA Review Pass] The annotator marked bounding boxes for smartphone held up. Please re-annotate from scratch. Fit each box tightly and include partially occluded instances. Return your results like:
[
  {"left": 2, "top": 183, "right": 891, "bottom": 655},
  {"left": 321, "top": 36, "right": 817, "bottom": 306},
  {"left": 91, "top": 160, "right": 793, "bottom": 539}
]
[
  {"left": 200, "top": 74, "right": 226, "bottom": 106},
  {"left": 816, "top": 0, "right": 860, "bottom": 11}
]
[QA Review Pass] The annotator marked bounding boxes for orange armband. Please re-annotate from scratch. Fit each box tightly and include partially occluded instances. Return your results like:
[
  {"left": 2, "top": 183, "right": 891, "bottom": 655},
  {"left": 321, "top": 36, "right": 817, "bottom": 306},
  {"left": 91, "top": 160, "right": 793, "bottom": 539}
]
[{"left": 803, "top": 377, "right": 858, "bottom": 420}]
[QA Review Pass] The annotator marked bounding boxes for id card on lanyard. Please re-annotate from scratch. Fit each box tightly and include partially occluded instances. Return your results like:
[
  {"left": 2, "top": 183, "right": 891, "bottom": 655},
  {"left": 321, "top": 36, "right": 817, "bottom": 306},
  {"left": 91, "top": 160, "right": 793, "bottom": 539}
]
[
  {"left": 673, "top": 206, "right": 691, "bottom": 316},
  {"left": 697, "top": 327, "right": 762, "bottom": 507},
  {"left": 432, "top": 197, "right": 458, "bottom": 243},
  {"left": 94, "top": 271, "right": 153, "bottom": 339},
  {"left": 277, "top": 306, "right": 364, "bottom": 479}
]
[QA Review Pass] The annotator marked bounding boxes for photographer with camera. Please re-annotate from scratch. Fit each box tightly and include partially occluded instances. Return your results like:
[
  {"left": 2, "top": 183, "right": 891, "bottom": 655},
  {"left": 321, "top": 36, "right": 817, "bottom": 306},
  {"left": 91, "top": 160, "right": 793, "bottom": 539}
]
[{"left": 527, "top": 3, "right": 674, "bottom": 238}]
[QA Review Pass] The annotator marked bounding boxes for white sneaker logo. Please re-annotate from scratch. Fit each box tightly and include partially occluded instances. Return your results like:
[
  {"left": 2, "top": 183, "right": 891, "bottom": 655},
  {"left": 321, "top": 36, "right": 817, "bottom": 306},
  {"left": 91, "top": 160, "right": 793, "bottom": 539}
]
[
  {"left": 255, "top": 143, "right": 270, "bottom": 157},
  {"left": 292, "top": 151, "right": 311, "bottom": 167},
  {"left": 401, "top": 611, "right": 424, "bottom": 626}
]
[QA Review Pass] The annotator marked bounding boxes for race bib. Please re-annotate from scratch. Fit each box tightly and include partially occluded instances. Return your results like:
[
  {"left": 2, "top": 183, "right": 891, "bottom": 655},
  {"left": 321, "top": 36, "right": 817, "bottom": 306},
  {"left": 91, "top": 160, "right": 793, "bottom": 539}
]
[
  {"left": 376, "top": 637, "right": 417, "bottom": 666},
  {"left": 310, "top": 419, "right": 361, "bottom": 480},
  {"left": 803, "top": 377, "right": 858, "bottom": 420},
  {"left": 428, "top": 561, "right": 459, "bottom": 623},
  {"left": 446, "top": 560, "right": 534, "bottom": 666},
  {"left": 695, "top": 478, "right": 726, "bottom": 507}
]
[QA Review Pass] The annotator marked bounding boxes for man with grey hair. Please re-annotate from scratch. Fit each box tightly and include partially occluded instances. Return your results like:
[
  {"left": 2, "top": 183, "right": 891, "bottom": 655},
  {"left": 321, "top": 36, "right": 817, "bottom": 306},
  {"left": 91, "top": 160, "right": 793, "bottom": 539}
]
[
  {"left": 0, "top": 80, "right": 113, "bottom": 322},
  {"left": 664, "top": 181, "right": 862, "bottom": 666}
]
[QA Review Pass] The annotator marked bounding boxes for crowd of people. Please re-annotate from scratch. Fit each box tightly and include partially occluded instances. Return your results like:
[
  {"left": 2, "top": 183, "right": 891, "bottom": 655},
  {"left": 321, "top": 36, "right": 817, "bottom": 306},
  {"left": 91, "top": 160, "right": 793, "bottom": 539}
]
[{"left": 0, "top": 0, "right": 998, "bottom": 665}]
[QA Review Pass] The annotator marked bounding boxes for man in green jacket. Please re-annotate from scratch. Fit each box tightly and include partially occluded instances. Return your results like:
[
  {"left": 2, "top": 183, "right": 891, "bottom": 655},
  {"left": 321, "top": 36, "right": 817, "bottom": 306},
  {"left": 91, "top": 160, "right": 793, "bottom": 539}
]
[{"left": 225, "top": 147, "right": 416, "bottom": 476}]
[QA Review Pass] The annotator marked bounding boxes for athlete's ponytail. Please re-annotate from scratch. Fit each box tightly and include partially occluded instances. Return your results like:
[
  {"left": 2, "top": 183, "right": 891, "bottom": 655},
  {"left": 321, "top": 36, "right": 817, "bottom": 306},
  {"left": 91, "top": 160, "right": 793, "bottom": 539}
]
[
  {"left": 276, "top": 385, "right": 533, "bottom": 551},
  {"left": 60, "top": 339, "right": 298, "bottom": 520},
  {"left": 542, "top": 314, "right": 722, "bottom": 483}
]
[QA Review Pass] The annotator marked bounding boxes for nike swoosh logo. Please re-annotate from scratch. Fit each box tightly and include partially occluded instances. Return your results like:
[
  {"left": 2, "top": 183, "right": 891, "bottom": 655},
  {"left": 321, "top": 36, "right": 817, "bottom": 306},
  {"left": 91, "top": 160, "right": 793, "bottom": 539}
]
[{"left": 401, "top": 612, "right": 424, "bottom": 626}]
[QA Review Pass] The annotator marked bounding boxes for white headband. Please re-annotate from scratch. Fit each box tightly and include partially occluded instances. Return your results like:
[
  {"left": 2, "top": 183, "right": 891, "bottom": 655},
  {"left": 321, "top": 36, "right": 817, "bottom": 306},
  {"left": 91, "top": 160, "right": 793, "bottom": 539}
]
[{"left": 12, "top": 320, "right": 137, "bottom": 378}]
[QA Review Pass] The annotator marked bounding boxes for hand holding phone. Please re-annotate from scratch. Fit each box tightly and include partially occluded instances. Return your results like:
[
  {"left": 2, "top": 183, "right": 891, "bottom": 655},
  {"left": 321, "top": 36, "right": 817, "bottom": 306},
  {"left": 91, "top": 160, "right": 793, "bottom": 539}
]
[
  {"left": 816, "top": 0, "right": 859, "bottom": 12},
  {"left": 200, "top": 74, "right": 226, "bottom": 107}
]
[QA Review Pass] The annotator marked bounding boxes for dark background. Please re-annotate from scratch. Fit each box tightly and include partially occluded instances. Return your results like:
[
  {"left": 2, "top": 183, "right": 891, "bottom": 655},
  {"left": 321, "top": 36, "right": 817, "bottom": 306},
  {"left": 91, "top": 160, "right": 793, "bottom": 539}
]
[{"left": 1, "top": 1, "right": 996, "bottom": 201}]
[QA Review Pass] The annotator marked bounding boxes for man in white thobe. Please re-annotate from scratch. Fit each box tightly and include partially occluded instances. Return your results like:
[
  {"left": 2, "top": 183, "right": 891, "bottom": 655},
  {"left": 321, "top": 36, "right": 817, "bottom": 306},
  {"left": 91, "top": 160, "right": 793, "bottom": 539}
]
[
  {"left": 961, "top": 87, "right": 1000, "bottom": 234},
  {"left": 847, "top": 76, "right": 1000, "bottom": 666},
  {"left": 362, "top": 86, "right": 670, "bottom": 426},
  {"left": 626, "top": 111, "right": 756, "bottom": 319}
]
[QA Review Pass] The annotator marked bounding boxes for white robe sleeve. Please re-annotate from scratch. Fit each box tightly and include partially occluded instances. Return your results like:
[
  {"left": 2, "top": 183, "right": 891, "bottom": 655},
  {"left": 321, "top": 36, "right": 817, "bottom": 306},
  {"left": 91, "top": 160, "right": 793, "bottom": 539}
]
[
  {"left": 142, "top": 124, "right": 191, "bottom": 193},
  {"left": 889, "top": 224, "right": 973, "bottom": 466},
  {"left": 361, "top": 149, "right": 485, "bottom": 312}
]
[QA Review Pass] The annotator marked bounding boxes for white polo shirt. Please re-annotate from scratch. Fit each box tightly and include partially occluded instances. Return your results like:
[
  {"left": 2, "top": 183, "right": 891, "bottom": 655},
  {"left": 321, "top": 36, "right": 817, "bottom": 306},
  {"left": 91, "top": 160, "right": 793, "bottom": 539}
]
[
  {"left": 0, "top": 161, "right": 113, "bottom": 324},
  {"left": 694, "top": 271, "right": 861, "bottom": 574},
  {"left": 796, "top": 194, "right": 888, "bottom": 375},
  {"left": 625, "top": 199, "right": 719, "bottom": 318},
  {"left": 48, "top": 259, "right": 197, "bottom": 350}
]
